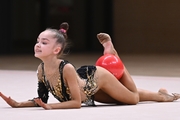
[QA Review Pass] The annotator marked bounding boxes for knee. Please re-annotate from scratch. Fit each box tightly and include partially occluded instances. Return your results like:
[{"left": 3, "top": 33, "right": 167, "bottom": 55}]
[{"left": 131, "top": 93, "right": 139, "bottom": 105}]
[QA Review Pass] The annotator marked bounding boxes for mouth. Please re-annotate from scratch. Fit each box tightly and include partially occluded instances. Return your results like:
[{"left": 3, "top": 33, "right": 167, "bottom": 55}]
[{"left": 35, "top": 49, "right": 42, "bottom": 53}]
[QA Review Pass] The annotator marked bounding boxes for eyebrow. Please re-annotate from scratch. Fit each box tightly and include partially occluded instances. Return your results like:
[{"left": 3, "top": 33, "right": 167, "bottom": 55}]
[
  {"left": 37, "top": 37, "right": 50, "bottom": 41},
  {"left": 42, "top": 38, "right": 50, "bottom": 41}
]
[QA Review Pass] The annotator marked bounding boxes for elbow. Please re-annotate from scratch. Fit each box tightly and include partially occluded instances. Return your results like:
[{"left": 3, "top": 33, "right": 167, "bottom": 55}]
[
  {"left": 74, "top": 106, "right": 81, "bottom": 109},
  {"left": 74, "top": 102, "right": 81, "bottom": 109},
  {"left": 72, "top": 101, "right": 81, "bottom": 109}
]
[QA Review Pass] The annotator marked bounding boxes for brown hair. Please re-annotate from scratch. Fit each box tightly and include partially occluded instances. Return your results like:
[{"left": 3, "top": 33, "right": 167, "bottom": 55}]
[{"left": 46, "top": 22, "right": 70, "bottom": 58}]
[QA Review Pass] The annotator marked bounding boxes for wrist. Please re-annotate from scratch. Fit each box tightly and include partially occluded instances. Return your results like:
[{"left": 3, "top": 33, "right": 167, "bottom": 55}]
[
  {"left": 16, "top": 102, "right": 21, "bottom": 107},
  {"left": 28, "top": 99, "right": 39, "bottom": 107}
]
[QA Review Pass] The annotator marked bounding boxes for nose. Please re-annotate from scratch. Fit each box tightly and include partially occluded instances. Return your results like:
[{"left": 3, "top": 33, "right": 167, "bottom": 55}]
[{"left": 35, "top": 42, "right": 40, "bottom": 48}]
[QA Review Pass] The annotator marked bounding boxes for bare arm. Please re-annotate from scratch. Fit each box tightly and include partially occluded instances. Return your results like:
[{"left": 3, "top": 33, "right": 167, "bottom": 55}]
[
  {"left": 0, "top": 64, "right": 48, "bottom": 108},
  {"left": 35, "top": 64, "right": 82, "bottom": 109},
  {"left": 0, "top": 92, "right": 36, "bottom": 107}
]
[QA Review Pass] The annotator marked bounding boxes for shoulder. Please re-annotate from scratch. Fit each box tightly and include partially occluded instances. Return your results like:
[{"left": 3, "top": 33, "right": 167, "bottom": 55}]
[
  {"left": 62, "top": 62, "right": 77, "bottom": 78},
  {"left": 63, "top": 62, "right": 75, "bottom": 72},
  {"left": 60, "top": 60, "right": 75, "bottom": 71}
]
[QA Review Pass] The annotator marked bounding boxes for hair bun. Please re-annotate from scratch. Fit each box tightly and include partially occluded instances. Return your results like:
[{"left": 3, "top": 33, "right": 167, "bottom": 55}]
[
  {"left": 60, "top": 22, "right": 69, "bottom": 31},
  {"left": 59, "top": 22, "right": 69, "bottom": 40}
]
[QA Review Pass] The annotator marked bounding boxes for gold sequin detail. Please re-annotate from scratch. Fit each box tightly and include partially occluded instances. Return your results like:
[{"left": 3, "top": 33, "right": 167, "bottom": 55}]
[{"left": 39, "top": 62, "right": 71, "bottom": 102}]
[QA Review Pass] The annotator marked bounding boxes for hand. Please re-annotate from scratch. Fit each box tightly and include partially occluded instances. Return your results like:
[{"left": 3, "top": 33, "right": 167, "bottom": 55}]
[
  {"left": 0, "top": 92, "right": 20, "bottom": 107},
  {"left": 34, "top": 98, "right": 52, "bottom": 110}
]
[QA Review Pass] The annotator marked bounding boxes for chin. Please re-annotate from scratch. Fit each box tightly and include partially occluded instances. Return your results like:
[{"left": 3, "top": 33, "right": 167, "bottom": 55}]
[
  {"left": 34, "top": 54, "right": 40, "bottom": 58},
  {"left": 34, "top": 54, "right": 44, "bottom": 61}
]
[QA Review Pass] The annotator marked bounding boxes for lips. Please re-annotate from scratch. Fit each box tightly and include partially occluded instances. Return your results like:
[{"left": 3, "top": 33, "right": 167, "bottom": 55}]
[{"left": 35, "top": 49, "right": 42, "bottom": 52}]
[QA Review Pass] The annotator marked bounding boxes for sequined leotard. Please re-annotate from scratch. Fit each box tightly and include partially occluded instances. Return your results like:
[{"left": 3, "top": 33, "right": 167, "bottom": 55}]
[{"left": 34, "top": 60, "right": 98, "bottom": 106}]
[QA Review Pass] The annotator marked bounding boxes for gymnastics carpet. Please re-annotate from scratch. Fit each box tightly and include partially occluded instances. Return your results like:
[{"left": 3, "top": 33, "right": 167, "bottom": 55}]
[{"left": 0, "top": 70, "right": 180, "bottom": 120}]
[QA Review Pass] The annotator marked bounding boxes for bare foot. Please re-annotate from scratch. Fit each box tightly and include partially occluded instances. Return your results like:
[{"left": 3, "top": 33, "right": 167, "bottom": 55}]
[
  {"left": 97, "top": 33, "right": 118, "bottom": 56},
  {"left": 158, "top": 88, "right": 180, "bottom": 102},
  {"left": 97, "top": 33, "right": 111, "bottom": 44},
  {"left": 172, "top": 93, "right": 180, "bottom": 100}
]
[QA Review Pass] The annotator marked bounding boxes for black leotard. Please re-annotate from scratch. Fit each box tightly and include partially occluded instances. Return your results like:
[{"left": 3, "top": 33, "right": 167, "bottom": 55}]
[{"left": 31, "top": 60, "right": 98, "bottom": 106}]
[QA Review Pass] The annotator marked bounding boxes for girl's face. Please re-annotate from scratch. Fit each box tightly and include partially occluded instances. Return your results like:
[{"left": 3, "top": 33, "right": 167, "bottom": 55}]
[{"left": 34, "top": 30, "right": 61, "bottom": 60}]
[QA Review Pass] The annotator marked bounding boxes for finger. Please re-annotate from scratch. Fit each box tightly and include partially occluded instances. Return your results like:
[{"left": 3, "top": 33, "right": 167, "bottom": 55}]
[
  {"left": 34, "top": 98, "right": 49, "bottom": 109},
  {"left": 38, "top": 99, "right": 43, "bottom": 103},
  {"left": 34, "top": 98, "right": 39, "bottom": 103},
  {"left": 34, "top": 99, "right": 42, "bottom": 106},
  {"left": 38, "top": 99, "right": 48, "bottom": 110},
  {"left": 38, "top": 99, "right": 45, "bottom": 106},
  {"left": 0, "top": 93, "right": 9, "bottom": 100},
  {"left": 35, "top": 98, "right": 43, "bottom": 103}
]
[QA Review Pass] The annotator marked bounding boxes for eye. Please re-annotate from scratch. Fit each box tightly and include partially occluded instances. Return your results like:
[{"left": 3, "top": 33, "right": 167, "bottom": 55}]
[{"left": 42, "top": 42, "right": 47, "bottom": 45}]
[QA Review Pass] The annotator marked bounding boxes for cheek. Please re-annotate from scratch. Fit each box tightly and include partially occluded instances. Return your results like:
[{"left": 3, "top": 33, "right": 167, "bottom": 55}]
[{"left": 34, "top": 44, "right": 38, "bottom": 51}]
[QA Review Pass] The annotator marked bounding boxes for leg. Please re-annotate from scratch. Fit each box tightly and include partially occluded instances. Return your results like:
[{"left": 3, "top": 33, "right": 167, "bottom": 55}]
[
  {"left": 97, "top": 33, "right": 180, "bottom": 102},
  {"left": 96, "top": 33, "right": 139, "bottom": 104},
  {"left": 94, "top": 89, "right": 125, "bottom": 105},
  {"left": 94, "top": 66, "right": 139, "bottom": 105},
  {"left": 97, "top": 33, "right": 138, "bottom": 96},
  {"left": 97, "top": 33, "right": 119, "bottom": 57},
  {"left": 138, "top": 88, "right": 180, "bottom": 102}
]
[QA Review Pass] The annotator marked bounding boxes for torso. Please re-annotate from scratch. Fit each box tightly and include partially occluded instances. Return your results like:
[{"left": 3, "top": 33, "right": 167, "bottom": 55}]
[{"left": 37, "top": 60, "right": 99, "bottom": 104}]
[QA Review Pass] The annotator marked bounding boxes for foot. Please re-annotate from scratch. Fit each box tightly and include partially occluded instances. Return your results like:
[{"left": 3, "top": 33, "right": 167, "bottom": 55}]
[
  {"left": 158, "top": 88, "right": 180, "bottom": 102},
  {"left": 97, "top": 33, "right": 118, "bottom": 56},
  {"left": 172, "top": 93, "right": 180, "bottom": 100},
  {"left": 97, "top": 33, "right": 111, "bottom": 44}
]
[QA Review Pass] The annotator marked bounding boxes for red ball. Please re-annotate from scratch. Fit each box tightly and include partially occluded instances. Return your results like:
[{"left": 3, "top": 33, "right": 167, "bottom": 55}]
[{"left": 96, "top": 54, "right": 124, "bottom": 80}]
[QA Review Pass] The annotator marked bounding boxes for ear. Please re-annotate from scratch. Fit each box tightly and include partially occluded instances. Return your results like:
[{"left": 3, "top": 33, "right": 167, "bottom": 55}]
[{"left": 54, "top": 46, "right": 61, "bottom": 55}]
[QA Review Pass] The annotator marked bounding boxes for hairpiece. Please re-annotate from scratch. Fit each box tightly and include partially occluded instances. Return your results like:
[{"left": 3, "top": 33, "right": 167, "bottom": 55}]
[{"left": 59, "top": 28, "right": 66, "bottom": 33}]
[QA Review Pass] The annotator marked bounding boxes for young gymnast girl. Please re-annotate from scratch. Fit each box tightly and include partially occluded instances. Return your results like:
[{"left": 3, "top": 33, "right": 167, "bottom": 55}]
[{"left": 0, "top": 22, "right": 179, "bottom": 110}]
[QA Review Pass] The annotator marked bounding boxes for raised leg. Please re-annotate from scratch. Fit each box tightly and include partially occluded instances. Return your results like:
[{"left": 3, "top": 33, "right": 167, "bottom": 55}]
[
  {"left": 97, "top": 33, "right": 138, "bottom": 95},
  {"left": 94, "top": 66, "right": 139, "bottom": 105},
  {"left": 97, "top": 33, "right": 119, "bottom": 57},
  {"left": 96, "top": 33, "right": 180, "bottom": 103},
  {"left": 96, "top": 33, "right": 139, "bottom": 104}
]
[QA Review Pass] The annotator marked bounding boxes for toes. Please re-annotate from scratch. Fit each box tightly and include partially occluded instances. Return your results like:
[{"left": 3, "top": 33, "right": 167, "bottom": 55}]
[
  {"left": 97, "top": 33, "right": 111, "bottom": 44},
  {"left": 97, "top": 33, "right": 104, "bottom": 40},
  {"left": 172, "top": 93, "right": 180, "bottom": 100},
  {"left": 158, "top": 91, "right": 174, "bottom": 102}
]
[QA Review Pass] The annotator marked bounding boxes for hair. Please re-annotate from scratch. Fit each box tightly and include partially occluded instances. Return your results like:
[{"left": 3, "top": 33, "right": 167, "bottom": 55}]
[{"left": 46, "top": 22, "right": 70, "bottom": 58}]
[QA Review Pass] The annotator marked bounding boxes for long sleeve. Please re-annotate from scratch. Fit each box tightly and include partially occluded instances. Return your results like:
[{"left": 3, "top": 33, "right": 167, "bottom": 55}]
[
  {"left": 37, "top": 81, "right": 49, "bottom": 103},
  {"left": 36, "top": 63, "right": 49, "bottom": 103}
]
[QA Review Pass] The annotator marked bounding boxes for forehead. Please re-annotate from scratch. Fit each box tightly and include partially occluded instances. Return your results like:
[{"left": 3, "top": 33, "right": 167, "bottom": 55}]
[{"left": 39, "top": 30, "right": 55, "bottom": 38}]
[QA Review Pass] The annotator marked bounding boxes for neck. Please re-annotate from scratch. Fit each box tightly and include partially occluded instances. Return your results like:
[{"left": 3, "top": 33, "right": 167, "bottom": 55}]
[{"left": 41, "top": 56, "right": 62, "bottom": 71}]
